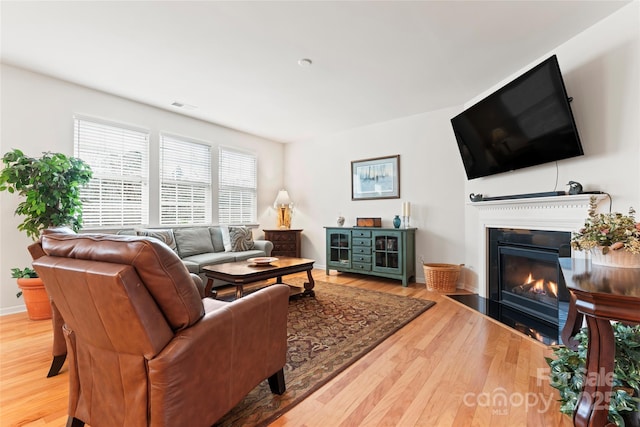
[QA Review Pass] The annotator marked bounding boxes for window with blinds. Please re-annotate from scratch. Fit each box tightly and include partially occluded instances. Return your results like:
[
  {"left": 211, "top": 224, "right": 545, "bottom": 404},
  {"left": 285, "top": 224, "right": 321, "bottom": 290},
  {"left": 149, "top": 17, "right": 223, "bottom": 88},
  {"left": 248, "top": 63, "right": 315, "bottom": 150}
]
[
  {"left": 160, "top": 134, "right": 212, "bottom": 225},
  {"left": 74, "top": 116, "right": 149, "bottom": 227},
  {"left": 218, "top": 147, "right": 257, "bottom": 224}
]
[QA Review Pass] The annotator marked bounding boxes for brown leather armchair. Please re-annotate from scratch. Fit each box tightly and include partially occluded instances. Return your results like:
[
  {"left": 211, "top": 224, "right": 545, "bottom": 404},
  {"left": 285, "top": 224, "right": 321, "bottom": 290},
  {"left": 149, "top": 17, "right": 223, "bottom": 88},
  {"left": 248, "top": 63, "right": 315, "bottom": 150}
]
[{"left": 32, "top": 231, "right": 289, "bottom": 427}]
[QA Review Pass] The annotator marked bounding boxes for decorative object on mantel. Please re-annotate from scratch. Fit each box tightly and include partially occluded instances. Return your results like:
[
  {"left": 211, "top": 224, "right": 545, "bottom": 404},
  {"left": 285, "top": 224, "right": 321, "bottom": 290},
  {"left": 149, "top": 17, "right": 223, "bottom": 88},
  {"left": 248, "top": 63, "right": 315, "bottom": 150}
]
[
  {"left": 273, "top": 189, "right": 293, "bottom": 229},
  {"left": 469, "top": 193, "right": 483, "bottom": 202},
  {"left": 566, "top": 180, "right": 583, "bottom": 195},
  {"left": 393, "top": 215, "right": 401, "bottom": 228},
  {"left": 336, "top": 214, "right": 345, "bottom": 227},
  {"left": 571, "top": 196, "right": 640, "bottom": 268}
]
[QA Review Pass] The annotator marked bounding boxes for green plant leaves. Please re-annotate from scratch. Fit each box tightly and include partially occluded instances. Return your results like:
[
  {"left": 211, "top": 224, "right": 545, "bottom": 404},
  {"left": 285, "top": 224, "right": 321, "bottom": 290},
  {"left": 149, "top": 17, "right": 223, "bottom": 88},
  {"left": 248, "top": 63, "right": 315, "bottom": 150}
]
[
  {"left": 10, "top": 267, "right": 38, "bottom": 278},
  {"left": 546, "top": 323, "right": 640, "bottom": 425},
  {"left": 0, "top": 149, "right": 92, "bottom": 240}
]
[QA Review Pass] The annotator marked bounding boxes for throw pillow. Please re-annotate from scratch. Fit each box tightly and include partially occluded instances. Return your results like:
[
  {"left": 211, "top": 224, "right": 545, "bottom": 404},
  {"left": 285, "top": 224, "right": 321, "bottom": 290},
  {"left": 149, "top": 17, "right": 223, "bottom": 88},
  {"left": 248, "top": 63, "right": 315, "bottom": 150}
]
[
  {"left": 220, "top": 225, "right": 232, "bottom": 252},
  {"left": 228, "top": 226, "right": 255, "bottom": 252},
  {"left": 136, "top": 228, "right": 178, "bottom": 253}
]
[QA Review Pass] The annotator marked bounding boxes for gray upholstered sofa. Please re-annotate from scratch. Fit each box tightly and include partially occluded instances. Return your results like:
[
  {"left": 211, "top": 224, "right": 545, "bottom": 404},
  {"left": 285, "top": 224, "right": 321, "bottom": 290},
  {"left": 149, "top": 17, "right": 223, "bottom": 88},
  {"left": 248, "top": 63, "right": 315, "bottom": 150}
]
[{"left": 117, "top": 226, "right": 273, "bottom": 275}]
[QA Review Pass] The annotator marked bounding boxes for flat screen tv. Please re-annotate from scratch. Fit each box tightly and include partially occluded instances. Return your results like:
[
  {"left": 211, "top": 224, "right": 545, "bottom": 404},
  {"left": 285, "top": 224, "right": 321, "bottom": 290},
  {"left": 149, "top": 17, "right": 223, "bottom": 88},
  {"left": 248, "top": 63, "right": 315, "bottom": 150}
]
[{"left": 451, "top": 55, "right": 583, "bottom": 180}]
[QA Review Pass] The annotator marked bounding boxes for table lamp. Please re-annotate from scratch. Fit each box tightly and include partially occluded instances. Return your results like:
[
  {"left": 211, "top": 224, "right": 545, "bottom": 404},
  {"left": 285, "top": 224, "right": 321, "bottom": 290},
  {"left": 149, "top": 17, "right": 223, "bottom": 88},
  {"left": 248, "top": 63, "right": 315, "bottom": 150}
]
[{"left": 274, "top": 189, "right": 293, "bottom": 229}]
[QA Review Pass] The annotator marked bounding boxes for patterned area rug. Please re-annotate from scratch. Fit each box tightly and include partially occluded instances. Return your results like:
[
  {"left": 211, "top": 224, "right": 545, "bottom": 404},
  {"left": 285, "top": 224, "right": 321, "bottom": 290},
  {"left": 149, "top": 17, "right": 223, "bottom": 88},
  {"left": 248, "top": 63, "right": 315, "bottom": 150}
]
[{"left": 215, "top": 278, "right": 435, "bottom": 426}]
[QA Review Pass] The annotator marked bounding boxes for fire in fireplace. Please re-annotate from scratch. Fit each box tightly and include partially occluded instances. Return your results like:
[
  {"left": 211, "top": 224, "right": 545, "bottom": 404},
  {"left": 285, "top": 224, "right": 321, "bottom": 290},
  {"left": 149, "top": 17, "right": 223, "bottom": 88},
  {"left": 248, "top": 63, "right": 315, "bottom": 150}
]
[{"left": 512, "top": 272, "right": 558, "bottom": 305}]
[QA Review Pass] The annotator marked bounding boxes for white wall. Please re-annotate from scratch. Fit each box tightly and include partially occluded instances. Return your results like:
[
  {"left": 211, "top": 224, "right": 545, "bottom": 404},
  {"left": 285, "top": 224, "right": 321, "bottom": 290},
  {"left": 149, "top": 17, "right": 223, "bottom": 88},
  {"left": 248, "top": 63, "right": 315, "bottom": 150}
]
[
  {"left": 461, "top": 2, "right": 640, "bottom": 291},
  {"left": 284, "top": 107, "right": 467, "bottom": 280},
  {"left": 0, "top": 64, "right": 284, "bottom": 315},
  {"left": 285, "top": 2, "right": 640, "bottom": 293}
]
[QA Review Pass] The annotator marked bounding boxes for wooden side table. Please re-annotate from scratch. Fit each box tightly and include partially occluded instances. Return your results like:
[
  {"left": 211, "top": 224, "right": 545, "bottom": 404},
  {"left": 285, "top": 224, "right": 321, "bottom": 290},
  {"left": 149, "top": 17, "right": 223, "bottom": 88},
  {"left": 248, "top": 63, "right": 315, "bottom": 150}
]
[
  {"left": 264, "top": 229, "right": 303, "bottom": 258},
  {"left": 559, "top": 257, "right": 640, "bottom": 427}
]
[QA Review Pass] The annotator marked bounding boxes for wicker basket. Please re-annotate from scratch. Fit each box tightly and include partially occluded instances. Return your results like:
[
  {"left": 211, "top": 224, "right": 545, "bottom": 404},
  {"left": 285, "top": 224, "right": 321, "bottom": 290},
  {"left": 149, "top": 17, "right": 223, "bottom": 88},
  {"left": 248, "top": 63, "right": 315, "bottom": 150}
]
[{"left": 423, "top": 263, "right": 462, "bottom": 293}]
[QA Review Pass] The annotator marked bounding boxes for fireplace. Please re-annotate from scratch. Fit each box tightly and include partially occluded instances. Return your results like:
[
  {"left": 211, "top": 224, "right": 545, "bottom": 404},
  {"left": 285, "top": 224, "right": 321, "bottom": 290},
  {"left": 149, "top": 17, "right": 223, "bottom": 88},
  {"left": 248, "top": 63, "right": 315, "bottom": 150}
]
[
  {"left": 447, "top": 194, "right": 607, "bottom": 344},
  {"left": 488, "top": 228, "right": 571, "bottom": 339}
]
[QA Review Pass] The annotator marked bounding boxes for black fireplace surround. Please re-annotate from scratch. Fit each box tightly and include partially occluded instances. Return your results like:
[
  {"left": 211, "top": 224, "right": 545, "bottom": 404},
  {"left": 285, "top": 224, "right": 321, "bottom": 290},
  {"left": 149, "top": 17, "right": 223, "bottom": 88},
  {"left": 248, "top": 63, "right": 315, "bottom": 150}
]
[
  {"left": 489, "top": 227, "right": 571, "bottom": 319},
  {"left": 451, "top": 228, "right": 571, "bottom": 345}
]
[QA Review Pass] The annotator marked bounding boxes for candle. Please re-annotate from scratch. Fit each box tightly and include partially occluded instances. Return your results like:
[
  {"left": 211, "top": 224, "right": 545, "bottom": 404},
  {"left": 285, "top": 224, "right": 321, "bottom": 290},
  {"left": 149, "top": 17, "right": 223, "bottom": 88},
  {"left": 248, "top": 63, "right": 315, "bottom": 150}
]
[{"left": 402, "top": 202, "right": 411, "bottom": 217}]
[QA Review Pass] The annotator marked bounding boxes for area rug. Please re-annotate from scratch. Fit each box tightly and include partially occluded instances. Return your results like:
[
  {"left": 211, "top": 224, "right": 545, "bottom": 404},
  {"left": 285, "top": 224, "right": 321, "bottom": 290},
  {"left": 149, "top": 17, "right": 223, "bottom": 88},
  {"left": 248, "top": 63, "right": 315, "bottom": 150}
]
[{"left": 214, "top": 278, "right": 436, "bottom": 427}]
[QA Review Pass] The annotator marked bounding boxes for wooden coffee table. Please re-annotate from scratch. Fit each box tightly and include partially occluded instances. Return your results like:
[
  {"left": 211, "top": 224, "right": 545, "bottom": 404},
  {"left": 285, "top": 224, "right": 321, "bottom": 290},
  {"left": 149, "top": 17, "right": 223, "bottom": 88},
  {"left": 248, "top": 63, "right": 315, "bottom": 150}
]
[{"left": 202, "top": 257, "right": 315, "bottom": 300}]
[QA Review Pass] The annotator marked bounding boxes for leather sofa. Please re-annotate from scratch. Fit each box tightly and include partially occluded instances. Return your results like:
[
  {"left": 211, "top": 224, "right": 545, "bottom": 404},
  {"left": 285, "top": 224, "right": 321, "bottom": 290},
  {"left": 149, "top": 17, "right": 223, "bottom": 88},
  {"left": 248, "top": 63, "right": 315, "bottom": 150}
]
[{"left": 31, "top": 231, "right": 289, "bottom": 427}]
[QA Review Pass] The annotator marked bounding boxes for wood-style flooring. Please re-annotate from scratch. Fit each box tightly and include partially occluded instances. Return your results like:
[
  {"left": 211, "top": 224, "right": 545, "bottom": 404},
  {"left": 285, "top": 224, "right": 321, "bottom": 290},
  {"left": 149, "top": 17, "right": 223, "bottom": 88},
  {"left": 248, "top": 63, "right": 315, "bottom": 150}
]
[{"left": 0, "top": 269, "right": 573, "bottom": 426}]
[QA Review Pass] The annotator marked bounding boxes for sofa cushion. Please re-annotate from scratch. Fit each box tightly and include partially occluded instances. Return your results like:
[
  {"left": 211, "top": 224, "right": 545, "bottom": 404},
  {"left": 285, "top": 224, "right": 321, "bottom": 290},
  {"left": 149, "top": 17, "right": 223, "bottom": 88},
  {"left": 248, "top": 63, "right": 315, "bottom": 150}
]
[
  {"left": 174, "top": 227, "right": 215, "bottom": 258},
  {"left": 181, "top": 252, "right": 237, "bottom": 268},
  {"left": 229, "top": 226, "right": 255, "bottom": 251},
  {"left": 136, "top": 228, "right": 178, "bottom": 253},
  {"left": 209, "top": 227, "right": 226, "bottom": 252}
]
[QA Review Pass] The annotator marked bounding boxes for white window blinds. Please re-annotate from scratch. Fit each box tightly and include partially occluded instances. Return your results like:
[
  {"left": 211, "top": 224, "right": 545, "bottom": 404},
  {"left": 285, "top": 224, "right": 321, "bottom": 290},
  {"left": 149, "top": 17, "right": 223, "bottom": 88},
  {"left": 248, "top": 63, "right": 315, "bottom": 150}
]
[
  {"left": 218, "top": 147, "right": 257, "bottom": 224},
  {"left": 74, "top": 116, "right": 149, "bottom": 227},
  {"left": 160, "top": 134, "right": 212, "bottom": 225}
]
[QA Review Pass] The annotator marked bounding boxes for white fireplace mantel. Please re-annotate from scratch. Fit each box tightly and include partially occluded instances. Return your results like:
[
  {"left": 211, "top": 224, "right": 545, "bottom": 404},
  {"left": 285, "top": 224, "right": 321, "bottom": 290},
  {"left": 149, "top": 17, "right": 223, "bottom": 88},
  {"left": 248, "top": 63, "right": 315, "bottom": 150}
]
[{"left": 469, "top": 193, "right": 608, "bottom": 297}]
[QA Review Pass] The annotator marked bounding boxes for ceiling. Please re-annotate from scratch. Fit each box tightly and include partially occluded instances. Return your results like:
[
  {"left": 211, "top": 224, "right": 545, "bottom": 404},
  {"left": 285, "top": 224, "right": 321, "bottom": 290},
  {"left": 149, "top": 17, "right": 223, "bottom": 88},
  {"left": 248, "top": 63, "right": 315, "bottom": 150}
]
[{"left": 1, "top": 1, "right": 631, "bottom": 143}]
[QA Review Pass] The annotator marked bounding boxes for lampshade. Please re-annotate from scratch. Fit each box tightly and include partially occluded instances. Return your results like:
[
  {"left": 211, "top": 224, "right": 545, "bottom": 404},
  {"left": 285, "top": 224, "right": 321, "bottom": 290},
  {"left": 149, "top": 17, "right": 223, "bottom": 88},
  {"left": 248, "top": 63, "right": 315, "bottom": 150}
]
[{"left": 273, "top": 189, "right": 292, "bottom": 207}]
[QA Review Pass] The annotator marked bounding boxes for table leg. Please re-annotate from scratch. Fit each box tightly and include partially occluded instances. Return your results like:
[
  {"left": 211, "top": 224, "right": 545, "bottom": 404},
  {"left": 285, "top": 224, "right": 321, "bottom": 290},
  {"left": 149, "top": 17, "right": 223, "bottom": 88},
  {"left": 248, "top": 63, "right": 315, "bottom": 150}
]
[
  {"left": 303, "top": 269, "right": 315, "bottom": 297},
  {"left": 573, "top": 316, "right": 615, "bottom": 427},
  {"left": 235, "top": 284, "right": 244, "bottom": 300},
  {"left": 205, "top": 277, "right": 214, "bottom": 297},
  {"left": 561, "top": 291, "right": 584, "bottom": 350}
]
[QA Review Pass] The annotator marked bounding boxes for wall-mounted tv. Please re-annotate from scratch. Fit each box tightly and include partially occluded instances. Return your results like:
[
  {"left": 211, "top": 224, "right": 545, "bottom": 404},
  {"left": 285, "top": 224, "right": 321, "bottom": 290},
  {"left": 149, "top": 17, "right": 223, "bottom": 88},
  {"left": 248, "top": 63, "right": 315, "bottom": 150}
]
[{"left": 451, "top": 55, "right": 583, "bottom": 180}]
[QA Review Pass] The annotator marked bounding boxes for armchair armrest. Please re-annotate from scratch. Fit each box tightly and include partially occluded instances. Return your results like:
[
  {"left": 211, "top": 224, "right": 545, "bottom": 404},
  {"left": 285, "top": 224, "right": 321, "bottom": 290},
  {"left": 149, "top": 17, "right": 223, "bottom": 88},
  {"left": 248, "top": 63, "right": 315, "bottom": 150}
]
[{"left": 147, "top": 284, "right": 289, "bottom": 425}]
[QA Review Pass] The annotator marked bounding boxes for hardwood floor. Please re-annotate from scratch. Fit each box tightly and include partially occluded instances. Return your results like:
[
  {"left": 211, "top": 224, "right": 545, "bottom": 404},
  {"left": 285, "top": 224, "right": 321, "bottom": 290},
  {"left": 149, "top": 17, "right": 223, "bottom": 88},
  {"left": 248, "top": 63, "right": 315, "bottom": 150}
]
[{"left": 0, "top": 269, "right": 573, "bottom": 426}]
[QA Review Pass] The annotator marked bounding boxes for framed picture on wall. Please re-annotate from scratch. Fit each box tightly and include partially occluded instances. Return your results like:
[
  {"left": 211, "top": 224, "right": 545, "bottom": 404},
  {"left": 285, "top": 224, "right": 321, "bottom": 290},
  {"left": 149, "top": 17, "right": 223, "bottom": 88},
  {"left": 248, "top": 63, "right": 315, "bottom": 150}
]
[{"left": 351, "top": 155, "right": 400, "bottom": 200}]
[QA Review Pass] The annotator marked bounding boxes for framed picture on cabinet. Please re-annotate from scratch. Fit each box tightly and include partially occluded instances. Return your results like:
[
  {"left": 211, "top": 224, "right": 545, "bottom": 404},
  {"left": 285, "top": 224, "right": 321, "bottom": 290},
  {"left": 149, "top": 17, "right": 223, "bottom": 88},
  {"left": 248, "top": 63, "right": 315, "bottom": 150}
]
[{"left": 351, "top": 155, "right": 400, "bottom": 200}]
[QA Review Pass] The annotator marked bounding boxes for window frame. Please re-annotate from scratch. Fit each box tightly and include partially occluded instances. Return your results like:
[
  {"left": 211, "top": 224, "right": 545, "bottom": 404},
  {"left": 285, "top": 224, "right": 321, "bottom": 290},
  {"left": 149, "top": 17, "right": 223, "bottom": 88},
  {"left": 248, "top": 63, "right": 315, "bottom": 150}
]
[
  {"left": 218, "top": 146, "right": 258, "bottom": 225},
  {"left": 73, "top": 115, "right": 150, "bottom": 229},
  {"left": 159, "top": 133, "right": 212, "bottom": 225}
]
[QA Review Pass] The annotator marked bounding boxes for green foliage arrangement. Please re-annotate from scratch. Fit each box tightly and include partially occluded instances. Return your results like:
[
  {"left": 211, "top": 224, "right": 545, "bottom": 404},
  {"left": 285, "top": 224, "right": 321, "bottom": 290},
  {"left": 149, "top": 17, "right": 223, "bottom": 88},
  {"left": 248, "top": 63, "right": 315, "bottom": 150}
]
[
  {"left": 10, "top": 267, "right": 38, "bottom": 279},
  {"left": 571, "top": 196, "right": 640, "bottom": 255},
  {"left": 546, "top": 323, "right": 640, "bottom": 426},
  {"left": 0, "top": 149, "right": 93, "bottom": 240}
]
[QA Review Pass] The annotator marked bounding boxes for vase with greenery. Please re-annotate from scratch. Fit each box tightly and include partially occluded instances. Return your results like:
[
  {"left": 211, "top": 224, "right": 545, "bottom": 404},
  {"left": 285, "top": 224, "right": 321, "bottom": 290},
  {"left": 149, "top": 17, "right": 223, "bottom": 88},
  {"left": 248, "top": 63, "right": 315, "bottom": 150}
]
[
  {"left": 571, "top": 196, "right": 640, "bottom": 267},
  {"left": 546, "top": 323, "right": 640, "bottom": 426},
  {"left": 1, "top": 149, "right": 92, "bottom": 318},
  {"left": 571, "top": 196, "right": 640, "bottom": 255}
]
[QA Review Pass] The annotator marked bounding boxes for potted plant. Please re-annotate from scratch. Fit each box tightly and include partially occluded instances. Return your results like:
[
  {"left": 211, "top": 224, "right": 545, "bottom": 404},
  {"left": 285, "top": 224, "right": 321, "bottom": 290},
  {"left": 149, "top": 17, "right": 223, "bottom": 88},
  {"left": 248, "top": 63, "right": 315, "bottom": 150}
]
[
  {"left": 10, "top": 267, "right": 52, "bottom": 320},
  {"left": 546, "top": 323, "right": 640, "bottom": 426},
  {"left": 1, "top": 149, "right": 92, "bottom": 320},
  {"left": 571, "top": 196, "right": 640, "bottom": 267}
]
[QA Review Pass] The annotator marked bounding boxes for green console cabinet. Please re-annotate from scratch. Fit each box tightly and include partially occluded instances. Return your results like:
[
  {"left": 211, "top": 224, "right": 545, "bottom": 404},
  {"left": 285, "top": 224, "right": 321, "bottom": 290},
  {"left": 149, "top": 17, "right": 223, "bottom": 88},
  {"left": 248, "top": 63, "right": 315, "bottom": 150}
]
[{"left": 325, "top": 227, "right": 416, "bottom": 286}]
